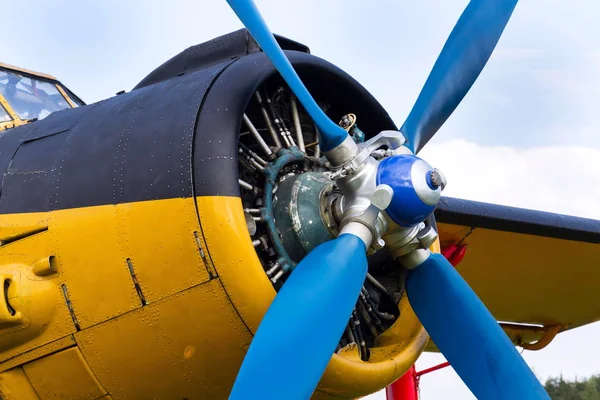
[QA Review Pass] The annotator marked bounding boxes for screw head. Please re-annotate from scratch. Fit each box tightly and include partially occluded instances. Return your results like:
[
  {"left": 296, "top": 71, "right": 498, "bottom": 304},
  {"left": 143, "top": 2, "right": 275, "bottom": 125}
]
[{"left": 429, "top": 168, "right": 447, "bottom": 191}]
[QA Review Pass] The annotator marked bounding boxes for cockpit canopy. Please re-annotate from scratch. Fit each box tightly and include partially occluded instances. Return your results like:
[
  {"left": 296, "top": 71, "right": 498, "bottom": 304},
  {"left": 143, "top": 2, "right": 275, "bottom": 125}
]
[{"left": 0, "top": 65, "right": 83, "bottom": 130}]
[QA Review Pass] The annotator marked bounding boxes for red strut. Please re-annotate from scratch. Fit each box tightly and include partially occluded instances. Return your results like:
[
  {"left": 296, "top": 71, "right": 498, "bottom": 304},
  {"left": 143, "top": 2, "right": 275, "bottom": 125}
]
[{"left": 385, "top": 365, "right": 418, "bottom": 400}]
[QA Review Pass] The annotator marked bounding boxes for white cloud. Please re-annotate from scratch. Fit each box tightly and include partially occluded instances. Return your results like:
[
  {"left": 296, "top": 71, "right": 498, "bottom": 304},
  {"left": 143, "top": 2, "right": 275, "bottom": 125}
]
[
  {"left": 494, "top": 48, "right": 546, "bottom": 61},
  {"left": 421, "top": 139, "right": 600, "bottom": 219}
]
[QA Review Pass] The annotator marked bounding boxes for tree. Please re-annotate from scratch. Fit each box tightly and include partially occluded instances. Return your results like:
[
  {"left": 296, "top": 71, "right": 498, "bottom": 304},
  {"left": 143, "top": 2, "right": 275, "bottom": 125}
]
[
  {"left": 544, "top": 375, "right": 600, "bottom": 399},
  {"left": 582, "top": 379, "right": 599, "bottom": 400}
]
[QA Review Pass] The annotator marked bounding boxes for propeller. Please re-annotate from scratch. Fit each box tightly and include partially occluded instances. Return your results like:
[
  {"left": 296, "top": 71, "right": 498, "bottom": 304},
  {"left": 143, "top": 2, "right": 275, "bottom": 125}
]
[
  {"left": 401, "top": 0, "right": 518, "bottom": 153},
  {"left": 226, "top": 0, "right": 348, "bottom": 152},
  {"left": 406, "top": 253, "right": 549, "bottom": 399},
  {"left": 229, "top": 234, "right": 367, "bottom": 399},
  {"left": 226, "top": 0, "right": 549, "bottom": 399}
]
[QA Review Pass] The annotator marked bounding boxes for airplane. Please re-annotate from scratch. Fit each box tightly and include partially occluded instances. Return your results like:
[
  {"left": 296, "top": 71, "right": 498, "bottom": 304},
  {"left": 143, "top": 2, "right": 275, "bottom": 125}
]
[{"left": 0, "top": 0, "right": 598, "bottom": 399}]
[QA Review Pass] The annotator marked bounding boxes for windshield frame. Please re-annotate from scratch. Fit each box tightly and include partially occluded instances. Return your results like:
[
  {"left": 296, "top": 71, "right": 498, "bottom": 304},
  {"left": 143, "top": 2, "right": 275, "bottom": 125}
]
[
  {"left": 0, "top": 66, "right": 81, "bottom": 123},
  {"left": 0, "top": 99, "right": 13, "bottom": 123},
  {"left": 0, "top": 91, "right": 17, "bottom": 131},
  {"left": 57, "top": 84, "right": 85, "bottom": 107}
]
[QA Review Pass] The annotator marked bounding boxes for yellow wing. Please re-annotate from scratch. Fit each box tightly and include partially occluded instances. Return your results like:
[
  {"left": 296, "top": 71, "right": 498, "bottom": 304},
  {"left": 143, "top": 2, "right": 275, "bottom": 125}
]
[{"left": 430, "top": 197, "right": 600, "bottom": 351}]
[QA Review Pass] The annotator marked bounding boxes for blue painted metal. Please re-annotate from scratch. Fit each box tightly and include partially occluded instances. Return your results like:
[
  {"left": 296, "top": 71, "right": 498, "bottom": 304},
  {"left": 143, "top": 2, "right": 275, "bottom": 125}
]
[
  {"left": 226, "top": 0, "right": 349, "bottom": 151},
  {"left": 400, "top": 0, "right": 518, "bottom": 153},
  {"left": 376, "top": 155, "right": 436, "bottom": 227},
  {"left": 406, "top": 253, "right": 550, "bottom": 400},
  {"left": 229, "top": 234, "right": 368, "bottom": 399}
]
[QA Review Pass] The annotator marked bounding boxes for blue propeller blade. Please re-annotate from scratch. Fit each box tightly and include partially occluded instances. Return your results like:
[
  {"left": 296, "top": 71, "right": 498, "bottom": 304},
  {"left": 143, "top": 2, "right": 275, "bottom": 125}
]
[
  {"left": 406, "top": 253, "right": 549, "bottom": 399},
  {"left": 229, "top": 234, "right": 368, "bottom": 400},
  {"left": 226, "top": 0, "right": 349, "bottom": 152},
  {"left": 401, "top": 0, "right": 518, "bottom": 153}
]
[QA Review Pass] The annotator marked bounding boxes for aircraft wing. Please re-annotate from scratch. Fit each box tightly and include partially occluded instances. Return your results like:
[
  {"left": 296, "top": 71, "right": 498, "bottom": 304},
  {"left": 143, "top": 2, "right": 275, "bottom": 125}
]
[{"left": 428, "top": 196, "right": 600, "bottom": 350}]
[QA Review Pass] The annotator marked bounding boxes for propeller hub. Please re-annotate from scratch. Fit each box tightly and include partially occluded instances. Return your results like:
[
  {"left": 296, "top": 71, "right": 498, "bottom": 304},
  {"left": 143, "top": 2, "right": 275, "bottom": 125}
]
[{"left": 376, "top": 155, "right": 442, "bottom": 227}]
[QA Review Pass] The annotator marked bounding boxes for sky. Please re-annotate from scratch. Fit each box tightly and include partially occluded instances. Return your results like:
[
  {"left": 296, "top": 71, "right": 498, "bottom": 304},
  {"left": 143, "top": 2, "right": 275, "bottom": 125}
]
[{"left": 5, "top": 1, "right": 600, "bottom": 398}]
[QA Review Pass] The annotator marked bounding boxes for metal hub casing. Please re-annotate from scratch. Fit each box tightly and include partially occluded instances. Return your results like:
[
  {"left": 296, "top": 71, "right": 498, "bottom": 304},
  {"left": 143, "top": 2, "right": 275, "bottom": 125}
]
[{"left": 273, "top": 172, "right": 337, "bottom": 262}]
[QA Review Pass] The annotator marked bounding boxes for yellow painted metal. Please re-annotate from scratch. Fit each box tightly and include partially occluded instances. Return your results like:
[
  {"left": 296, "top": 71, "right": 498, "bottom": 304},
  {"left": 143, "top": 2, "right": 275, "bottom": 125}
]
[
  {"left": 499, "top": 323, "right": 546, "bottom": 347},
  {"left": 195, "top": 196, "right": 275, "bottom": 333},
  {"left": 0, "top": 367, "right": 40, "bottom": 400},
  {"left": 48, "top": 204, "right": 145, "bottom": 328},
  {"left": 437, "top": 222, "right": 600, "bottom": 329},
  {"left": 0, "top": 229, "right": 76, "bottom": 362},
  {"left": 511, "top": 324, "right": 563, "bottom": 351},
  {"left": 424, "top": 322, "right": 552, "bottom": 353},
  {"left": 0, "top": 62, "right": 57, "bottom": 81},
  {"left": 23, "top": 347, "right": 106, "bottom": 400},
  {"left": 0, "top": 198, "right": 229, "bottom": 398},
  {"left": 32, "top": 256, "right": 56, "bottom": 277},
  {"left": 0, "top": 336, "right": 76, "bottom": 373},
  {"left": 44, "top": 198, "right": 211, "bottom": 329},
  {"left": 0, "top": 198, "right": 206, "bottom": 335},
  {"left": 0, "top": 211, "right": 48, "bottom": 243},
  {"left": 55, "top": 85, "right": 78, "bottom": 108},
  {"left": 0, "top": 94, "right": 19, "bottom": 131},
  {"left": 76, "top": 278, "right": 253, "bottom": 399},
  {"left": 314, "top": 297, "right": 429, "bottom": 398},
  {"left": 0, "top": 121, "right": 16, "bottom": 131},
  {"left": 115, "top": 198, "right": 210, "bottom": 303},
  {"left": 196, "top": 195, "right": 432, "bottom": 399},
  {"left": 2, "top": 193, "right": 593, "bottom": 398}
]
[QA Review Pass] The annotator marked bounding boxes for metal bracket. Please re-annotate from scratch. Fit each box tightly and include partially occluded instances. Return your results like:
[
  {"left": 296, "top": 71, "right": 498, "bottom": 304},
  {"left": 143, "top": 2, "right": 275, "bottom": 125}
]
[
  {"left": 339, "top": 184, "right": 394, "bottom": 249},
  {"left": 330, "top": 130, "right": 408, "bottom": 176},
  {"left": 380, "top": 216, "right": 441, "bottom": 270}
]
